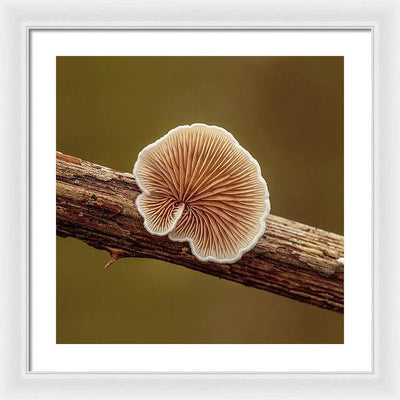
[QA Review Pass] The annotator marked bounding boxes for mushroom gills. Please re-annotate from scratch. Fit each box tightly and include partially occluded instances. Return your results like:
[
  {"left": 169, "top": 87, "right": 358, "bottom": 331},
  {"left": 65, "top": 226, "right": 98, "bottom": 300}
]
[{"left": 133, "top": 123, "right": 270, "bottom": 263}]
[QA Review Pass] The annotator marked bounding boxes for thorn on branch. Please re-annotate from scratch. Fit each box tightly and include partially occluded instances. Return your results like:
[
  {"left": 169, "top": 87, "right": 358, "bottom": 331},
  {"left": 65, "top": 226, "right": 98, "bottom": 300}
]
[{"left": 105, "top": 248, "right": 127, "bottom": 269}]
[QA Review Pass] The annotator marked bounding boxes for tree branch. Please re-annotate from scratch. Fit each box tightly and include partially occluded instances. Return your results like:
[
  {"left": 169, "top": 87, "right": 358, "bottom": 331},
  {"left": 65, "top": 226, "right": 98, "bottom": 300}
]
[{"left": 56, "top": 151, "right": 344, "bottom": 313}]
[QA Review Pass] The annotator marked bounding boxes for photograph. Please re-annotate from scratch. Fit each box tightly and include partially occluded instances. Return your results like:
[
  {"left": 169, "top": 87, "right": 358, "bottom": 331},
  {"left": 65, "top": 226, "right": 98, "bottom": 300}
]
[{"left": 56, "top": 55, "right": 344, "bottom": 344}]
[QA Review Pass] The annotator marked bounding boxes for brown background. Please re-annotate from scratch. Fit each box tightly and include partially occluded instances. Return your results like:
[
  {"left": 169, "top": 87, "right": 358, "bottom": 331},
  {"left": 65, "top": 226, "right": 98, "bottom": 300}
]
[{"left": 56, "top": 56, "right": 344, "bottom": 344}]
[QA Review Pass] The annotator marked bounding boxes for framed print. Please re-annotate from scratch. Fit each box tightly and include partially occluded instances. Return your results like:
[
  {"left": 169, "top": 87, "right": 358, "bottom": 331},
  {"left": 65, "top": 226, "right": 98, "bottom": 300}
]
[{"left": 1, "top": 0, "right": 399, "bottom": 399}]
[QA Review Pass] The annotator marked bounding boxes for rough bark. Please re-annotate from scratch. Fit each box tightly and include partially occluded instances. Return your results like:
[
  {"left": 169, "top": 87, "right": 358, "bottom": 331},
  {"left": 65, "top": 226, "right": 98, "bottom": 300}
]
[{"left": 56, "top": 151, "right": 344, "bottom": 313}]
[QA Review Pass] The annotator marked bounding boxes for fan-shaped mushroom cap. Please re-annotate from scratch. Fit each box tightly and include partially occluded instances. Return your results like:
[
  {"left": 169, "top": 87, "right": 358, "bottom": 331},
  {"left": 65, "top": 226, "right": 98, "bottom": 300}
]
[{"left": 133, "top": 123, "right": 270, "bottom": 263}]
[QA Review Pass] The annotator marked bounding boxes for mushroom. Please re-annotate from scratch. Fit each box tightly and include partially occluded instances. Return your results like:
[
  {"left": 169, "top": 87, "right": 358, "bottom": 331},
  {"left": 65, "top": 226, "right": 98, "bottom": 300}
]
[{"left": 133, "top": 123, "right": 270, "bottom": 263}]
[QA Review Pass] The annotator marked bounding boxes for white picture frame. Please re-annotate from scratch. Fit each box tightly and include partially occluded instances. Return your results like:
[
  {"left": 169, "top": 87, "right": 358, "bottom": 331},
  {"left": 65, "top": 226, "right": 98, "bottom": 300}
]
[{"left": 1, "top": 0, "right": 399, "bottom": 398}]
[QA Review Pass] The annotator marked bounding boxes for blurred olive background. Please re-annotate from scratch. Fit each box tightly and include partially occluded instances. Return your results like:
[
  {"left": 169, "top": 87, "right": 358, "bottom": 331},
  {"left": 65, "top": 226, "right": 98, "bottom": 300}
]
[{"left": 57, "top": 56, "right": 343, "bottom": 344}]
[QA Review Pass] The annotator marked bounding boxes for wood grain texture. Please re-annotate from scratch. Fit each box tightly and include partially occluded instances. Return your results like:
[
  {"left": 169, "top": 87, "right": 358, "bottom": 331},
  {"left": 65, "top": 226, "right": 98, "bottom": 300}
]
[{"left": 56, "top": 151, "right": 344, "bottom": 313}]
